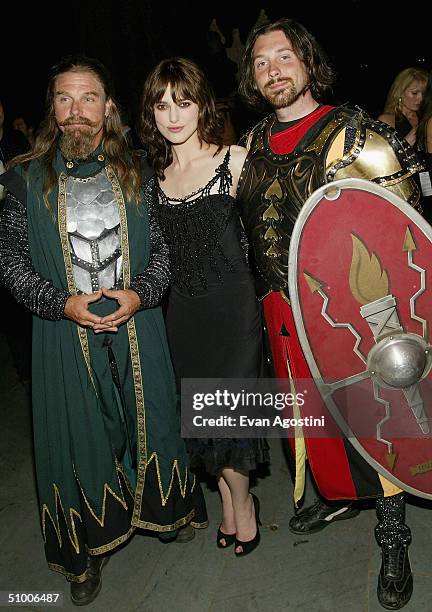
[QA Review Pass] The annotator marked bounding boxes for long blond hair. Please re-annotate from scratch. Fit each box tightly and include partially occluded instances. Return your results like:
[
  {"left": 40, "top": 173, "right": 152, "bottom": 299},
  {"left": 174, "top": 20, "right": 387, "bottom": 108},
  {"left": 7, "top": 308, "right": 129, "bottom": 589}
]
[
  {"left": 417, "top": 72, "right": 432, "bottom": 151},
  {"left": 382, "top": 67, "right": 428, "bottom": 115},
  {"left": 10, "top": 55, "right": 142, "bottom": 209}
]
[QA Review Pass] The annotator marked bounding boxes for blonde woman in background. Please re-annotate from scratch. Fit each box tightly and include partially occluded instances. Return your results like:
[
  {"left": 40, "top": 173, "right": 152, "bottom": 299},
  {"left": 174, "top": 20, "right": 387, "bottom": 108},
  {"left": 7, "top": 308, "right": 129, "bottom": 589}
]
[
  {"left": 416, "top": 73, "right": 432, "bottom": 220},
  {"left": 378, "top": 67, "right": 428, "bottom": 145}
]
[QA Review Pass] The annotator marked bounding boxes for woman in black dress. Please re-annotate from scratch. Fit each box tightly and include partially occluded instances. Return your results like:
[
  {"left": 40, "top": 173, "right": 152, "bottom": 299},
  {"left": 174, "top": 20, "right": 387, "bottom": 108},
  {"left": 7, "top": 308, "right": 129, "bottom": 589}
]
[
  {"left": 378, "top": 67, "right": 428, "bottom": 145},
  {"left": 417, "top": 73, "right": 432, "bottom": 220},
  {"left": 140, "top": 57, "right": 268, "bottom": 556}
]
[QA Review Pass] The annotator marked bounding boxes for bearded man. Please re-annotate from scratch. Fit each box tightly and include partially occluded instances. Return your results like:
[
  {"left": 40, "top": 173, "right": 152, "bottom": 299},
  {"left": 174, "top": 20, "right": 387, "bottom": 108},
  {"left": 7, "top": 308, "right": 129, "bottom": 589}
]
[
  {"left": 0, "top": 56, "right": 206, "bottom": 606},
  {"left": 237, "top": 19, "right": 424, "bottom": 611}
]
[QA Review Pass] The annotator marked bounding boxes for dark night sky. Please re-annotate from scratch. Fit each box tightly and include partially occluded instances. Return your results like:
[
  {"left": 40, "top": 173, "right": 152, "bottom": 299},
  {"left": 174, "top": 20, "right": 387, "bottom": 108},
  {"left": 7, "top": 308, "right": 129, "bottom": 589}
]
[{"left": 3, "top": 1, "right": 431, "bottom": 133}]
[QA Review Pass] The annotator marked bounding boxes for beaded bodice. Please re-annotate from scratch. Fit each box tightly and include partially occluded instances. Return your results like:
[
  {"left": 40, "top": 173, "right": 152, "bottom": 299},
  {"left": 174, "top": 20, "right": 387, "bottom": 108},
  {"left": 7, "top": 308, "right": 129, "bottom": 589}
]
[{"left": 156, "top": 148, "right": 249, "bottom": 295}]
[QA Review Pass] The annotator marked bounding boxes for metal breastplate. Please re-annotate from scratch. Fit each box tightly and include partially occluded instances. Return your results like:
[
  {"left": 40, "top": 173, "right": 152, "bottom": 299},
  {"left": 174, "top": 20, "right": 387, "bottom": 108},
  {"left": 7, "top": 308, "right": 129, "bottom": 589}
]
[
  {"left": 237, "top": 107, "right": 421, "bottom": 298},
  {"left": 66, "top": 169, "right": 122, "bottom": 293}
]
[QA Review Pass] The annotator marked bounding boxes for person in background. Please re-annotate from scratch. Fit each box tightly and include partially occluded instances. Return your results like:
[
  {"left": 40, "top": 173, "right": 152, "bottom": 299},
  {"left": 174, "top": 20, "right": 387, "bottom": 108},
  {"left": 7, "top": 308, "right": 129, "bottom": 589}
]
[
  {"left": 0, "top": 99, "right": 32, "bottom": 386},
  {"left": 416, "top": 72, "right": 432, "bottom": 221},
  {"left": 0, "top": 100, "right": 30, "bottom": 168},
  {"left": 120, "top": 108, "right": 144, "bottom": 150},
  {"left": 378, "top": 67, "right": 428, "bottom": 145},
  {"left": 13, "top": 116, "right": 36, "bottom": 148}
]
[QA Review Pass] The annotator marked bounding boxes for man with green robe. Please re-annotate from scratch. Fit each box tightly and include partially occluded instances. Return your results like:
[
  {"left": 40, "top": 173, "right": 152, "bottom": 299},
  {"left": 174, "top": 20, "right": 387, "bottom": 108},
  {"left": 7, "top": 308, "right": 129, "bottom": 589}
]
[{"left": 0, "top": 55, "right": 207, "bottom": 606}]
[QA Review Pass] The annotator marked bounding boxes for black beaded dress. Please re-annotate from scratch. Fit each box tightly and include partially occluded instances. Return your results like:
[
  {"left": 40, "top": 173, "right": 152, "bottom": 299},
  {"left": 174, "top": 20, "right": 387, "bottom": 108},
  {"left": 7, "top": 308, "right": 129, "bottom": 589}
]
[{"left": 156, "top": 148, "right": 269, "bottom": 475}]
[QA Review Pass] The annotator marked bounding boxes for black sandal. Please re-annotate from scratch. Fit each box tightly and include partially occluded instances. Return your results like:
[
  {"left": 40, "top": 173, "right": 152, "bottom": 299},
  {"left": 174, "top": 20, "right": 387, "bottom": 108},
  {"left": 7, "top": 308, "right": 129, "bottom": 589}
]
[
  {"left": 234, "top": 493, "right": 261, "bottom": 557},
  {"left": 216, "top": 525, "right": 236, "bottom": 548}
]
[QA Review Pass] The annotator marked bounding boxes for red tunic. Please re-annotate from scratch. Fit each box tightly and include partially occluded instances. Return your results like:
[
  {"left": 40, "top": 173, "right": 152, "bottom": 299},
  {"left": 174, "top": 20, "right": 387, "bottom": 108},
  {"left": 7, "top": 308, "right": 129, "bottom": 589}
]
[
  {"left": 264, "top": 106, "right": 382, "bottom": 500},
  {"left": 269, "top": 105, "right": 334, "bottom": 154}
]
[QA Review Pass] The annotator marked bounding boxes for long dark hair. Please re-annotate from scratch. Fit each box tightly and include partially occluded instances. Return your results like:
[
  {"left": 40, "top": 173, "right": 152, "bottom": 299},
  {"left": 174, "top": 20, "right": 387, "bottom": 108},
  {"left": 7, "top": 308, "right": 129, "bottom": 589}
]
[
  {"left": 239, "top": 18, "right": 336, "bottom": 112},
  {"left": 417, "top": 72, "right": 432, "bottom": 152},
  {"left": 140, "top": 57, "right": 224, "bottom": 179},
  {"left": 10, "top": 55, "right": 141, "bottom": 208}
]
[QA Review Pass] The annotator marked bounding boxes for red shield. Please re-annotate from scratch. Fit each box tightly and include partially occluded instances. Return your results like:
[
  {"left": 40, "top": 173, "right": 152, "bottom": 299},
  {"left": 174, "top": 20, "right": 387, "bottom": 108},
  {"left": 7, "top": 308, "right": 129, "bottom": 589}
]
[{"left": 288, "top": 178, "right": 432, "bottom": 499}]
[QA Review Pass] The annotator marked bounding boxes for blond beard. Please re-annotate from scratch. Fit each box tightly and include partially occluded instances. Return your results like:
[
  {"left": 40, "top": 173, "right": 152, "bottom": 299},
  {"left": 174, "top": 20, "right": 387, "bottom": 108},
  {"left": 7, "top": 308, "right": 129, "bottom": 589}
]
[
  {"left": 59, "top": 127, "right": 97, "bottom": 160},
  {"left": 263, "top": 78, "right": 309, "bottom": 110},
  {"left": 264, "top": 82, "right": 299, "bottom": 109}
]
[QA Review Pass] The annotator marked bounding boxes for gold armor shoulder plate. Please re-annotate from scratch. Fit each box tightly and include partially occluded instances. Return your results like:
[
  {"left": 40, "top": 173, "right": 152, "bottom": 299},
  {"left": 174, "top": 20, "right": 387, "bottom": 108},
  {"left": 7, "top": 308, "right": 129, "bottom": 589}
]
[{"left": 325, "top": 110, "right": 422, "bottom": 208}]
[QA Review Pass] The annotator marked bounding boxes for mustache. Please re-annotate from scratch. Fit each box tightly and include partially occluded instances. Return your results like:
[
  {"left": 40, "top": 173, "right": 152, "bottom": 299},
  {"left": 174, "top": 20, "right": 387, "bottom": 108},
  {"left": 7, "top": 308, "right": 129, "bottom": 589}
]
[
  {"left": 264, "top": 77, "right": 293, "bottom": 90},
  {"left": 59, "top": 116, "right": 98, "bottom": 127}
]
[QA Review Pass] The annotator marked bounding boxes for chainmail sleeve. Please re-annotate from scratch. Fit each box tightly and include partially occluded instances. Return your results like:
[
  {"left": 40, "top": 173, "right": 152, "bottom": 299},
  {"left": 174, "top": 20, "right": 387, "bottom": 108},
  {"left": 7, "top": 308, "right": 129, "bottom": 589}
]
[
  {"left": 129, "top": 179, "right": 170, "bottom": 308},
  {"left": 0, "top": 192, "right": 70, "bottom": 320}
]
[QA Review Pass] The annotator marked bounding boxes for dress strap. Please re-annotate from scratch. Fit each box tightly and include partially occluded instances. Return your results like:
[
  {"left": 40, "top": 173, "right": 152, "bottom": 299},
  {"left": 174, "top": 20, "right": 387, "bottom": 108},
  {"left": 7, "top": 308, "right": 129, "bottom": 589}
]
[
  {"left": 214, "top": 146, "right": 233, "bottom": 196},
  {"left": 221, "top": 146, "right": 231, "bottom": 169}
]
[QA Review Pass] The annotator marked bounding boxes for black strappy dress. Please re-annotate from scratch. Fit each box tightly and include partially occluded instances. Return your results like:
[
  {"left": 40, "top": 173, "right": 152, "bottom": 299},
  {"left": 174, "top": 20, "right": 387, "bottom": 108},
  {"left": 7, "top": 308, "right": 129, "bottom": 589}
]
[{"left": 156, "top": 148, "right": 269, "bottom": 474}]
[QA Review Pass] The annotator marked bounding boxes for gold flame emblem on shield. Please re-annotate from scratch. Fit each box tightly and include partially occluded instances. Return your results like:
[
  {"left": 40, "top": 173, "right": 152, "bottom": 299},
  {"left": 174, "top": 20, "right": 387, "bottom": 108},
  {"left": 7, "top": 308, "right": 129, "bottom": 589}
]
[{"left": 349, "top": 234, "right": 389, "bottom": 305}]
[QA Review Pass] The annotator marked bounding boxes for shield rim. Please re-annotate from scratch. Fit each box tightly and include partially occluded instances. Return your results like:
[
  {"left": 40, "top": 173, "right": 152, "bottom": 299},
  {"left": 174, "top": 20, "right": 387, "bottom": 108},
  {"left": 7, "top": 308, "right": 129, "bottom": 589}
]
[{"left": 288, "top": 177, "right": 432, "bottom": 500}]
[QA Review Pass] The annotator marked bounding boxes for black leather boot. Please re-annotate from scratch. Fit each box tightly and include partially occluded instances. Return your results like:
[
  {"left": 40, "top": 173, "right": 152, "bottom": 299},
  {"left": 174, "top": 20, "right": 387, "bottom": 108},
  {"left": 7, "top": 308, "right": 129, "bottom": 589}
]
[
  {"left": 70, "top": 555, "right": 110, "bottom": 606},
  {"left": 289, "top": 498, "right": 359, "bottom": 534},
  {"left": 175, "top": 523, "right": 196, "bottom": 543},
  {"left": 375, "top": 493, "right": 413, "bottom": 610},
  {"left": 378, "top": 542, "right": 413, "bottom": 610}
]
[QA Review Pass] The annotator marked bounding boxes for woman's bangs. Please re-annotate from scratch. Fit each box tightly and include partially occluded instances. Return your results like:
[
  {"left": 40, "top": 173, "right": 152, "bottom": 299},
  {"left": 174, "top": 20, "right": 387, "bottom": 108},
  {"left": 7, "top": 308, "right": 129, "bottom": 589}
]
[{"left": 170, "top": 80, "right": 197, "bottom": 105}]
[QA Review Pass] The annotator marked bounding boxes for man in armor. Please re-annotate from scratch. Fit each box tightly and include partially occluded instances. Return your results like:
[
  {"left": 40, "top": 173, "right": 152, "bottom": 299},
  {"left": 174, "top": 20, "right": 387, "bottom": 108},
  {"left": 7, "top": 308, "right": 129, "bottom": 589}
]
[
  {"left": 237, "top": 18, "right": 423, "bottom": 610},
  {"left": 0, "top": 56, "right": 206, "bottom": 606}
]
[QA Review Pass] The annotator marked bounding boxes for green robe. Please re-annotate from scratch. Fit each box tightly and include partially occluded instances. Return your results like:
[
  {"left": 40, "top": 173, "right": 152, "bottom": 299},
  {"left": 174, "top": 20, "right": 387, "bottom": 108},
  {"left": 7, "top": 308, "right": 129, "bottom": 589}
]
[{"left": 14, "top": 148, "right": 206, "bottom": 581}]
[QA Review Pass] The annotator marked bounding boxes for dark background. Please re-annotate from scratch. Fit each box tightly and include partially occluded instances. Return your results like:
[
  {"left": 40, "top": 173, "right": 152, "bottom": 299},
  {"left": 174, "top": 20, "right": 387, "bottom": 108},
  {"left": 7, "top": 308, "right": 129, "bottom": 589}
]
[{"left": 3, "top": 1, "right": 431, "bottom": 134}]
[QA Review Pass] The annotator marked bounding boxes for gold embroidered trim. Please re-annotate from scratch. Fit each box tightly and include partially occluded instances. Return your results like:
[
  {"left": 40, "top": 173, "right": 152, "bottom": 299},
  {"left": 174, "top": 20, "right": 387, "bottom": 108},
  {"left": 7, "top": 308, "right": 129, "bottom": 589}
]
[
  {"left": 47, "top": 563, "right": 88, "bottom": 584},
  {"left": 57, "top": 173, "right": 96, "bottom": 391},
  {"left": 115, "top": 460, "right": 135, "bottom": 499},
  {"left": 42, "top": 457, "right": 193, "bottom": 556},
  {"left": 190, "top": 520, "right": 209, "bottom": 529},
  {"left": 104, "top": 165, "right": 149, "bottom": 525},
  {"left": 127, "top": 316, "right": 148, "bottom": 524},
  {"left": 43, "top": 462, "right": 200, "bottom": 581},
  {"left": 136, "top": 509, "right": 195, "bottom": 532},
  {"left": 75, "top": 476, "right": 128, "bottom": 527},
  {"left": 47, "top": 525, "right": 136, "bottom": 579},
  {"left": 87, "top": 525, "right": 136, "bottom": 555},
  {"left": 43, "top": 461, "right": 132, "bottom": 557},
  {"left": 146, "top": 452, "right": 189, "bottom": 507},
  {"left": 41, "top": 483, "right": 82, "bottom": 554}
]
